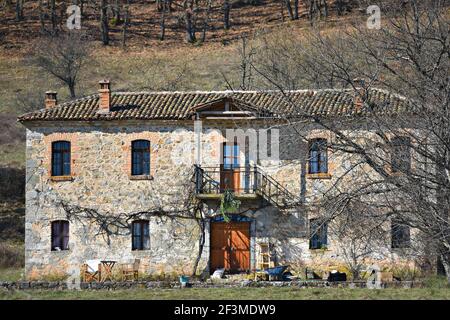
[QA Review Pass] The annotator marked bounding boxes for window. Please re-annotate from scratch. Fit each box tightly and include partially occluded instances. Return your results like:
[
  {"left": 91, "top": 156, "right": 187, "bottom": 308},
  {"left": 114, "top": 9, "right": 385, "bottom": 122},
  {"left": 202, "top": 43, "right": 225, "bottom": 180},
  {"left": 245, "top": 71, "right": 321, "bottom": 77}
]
[
  {"left": 131, "top": 140, "right": 150, "bottom": 176},
  {"left": 308, "top": 139, "right": 328, "bottom": 174},
  {"left": 309, "top": 219, "right": 328, "bottom": 249},
  {"left": 51, "top": 141, "right": 71, "bottom": 176},
  {"left": 391, "top": 221, "right": 410, "bottom": 248},
  {"left": 223, "top": 142, "right": 239, "bottom": 170},
  {"left": 132, "top": 220, "right": 150, "bottom": 250},
  {"left": 51, "top": 220, "right": 69, "bottom": 251},
  {"left": 391, "top": 137, "right": 411, "bottom": 173}
]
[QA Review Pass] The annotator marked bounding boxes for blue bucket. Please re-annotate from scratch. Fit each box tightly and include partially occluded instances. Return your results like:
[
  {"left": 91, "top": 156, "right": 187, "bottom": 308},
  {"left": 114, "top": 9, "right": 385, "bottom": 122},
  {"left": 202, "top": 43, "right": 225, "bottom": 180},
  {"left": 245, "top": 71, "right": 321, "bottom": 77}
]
[{"left": 179, "top": 275, "right": 189, "bottom": 284}]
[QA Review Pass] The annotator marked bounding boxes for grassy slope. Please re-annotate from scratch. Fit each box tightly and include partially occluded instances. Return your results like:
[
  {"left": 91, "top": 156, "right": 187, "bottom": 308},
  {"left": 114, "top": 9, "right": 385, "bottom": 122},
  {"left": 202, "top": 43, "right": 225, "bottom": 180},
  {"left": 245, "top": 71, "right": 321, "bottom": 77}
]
[
  {"left": 1, "top": 286, "right": 449, "bottom": 300},
  {"left": 0, "top": 43, "right": 246, "bottom": 168}
]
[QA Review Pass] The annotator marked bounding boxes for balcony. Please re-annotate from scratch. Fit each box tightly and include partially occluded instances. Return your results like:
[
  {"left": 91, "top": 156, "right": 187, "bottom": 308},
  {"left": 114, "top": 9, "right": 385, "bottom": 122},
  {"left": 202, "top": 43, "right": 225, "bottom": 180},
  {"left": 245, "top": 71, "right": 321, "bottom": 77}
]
[{"left": 193, "top": 165, "right": 298, "bottom": 208}]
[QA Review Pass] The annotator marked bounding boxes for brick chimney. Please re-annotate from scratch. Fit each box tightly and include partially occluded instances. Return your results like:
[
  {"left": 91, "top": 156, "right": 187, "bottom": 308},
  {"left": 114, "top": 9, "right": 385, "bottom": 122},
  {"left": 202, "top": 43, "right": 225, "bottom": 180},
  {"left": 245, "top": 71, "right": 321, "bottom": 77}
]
[
  {"left": 352, "top": 78, "right": 366, "bottom": 109},
  {"left": 45, "top": 91, "right": 57, "bottom": 109},
  {"left": 98, "top": 80, "right": 111, "bottom": 113}
]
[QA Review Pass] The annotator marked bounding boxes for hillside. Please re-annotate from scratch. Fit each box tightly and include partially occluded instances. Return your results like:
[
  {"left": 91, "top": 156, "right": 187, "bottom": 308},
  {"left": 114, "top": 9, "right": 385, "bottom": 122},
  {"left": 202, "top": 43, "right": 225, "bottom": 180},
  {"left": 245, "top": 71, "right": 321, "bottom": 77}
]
[
  {"left": 0, "top": 0, "right": 392, "bottom": 260},
  {"left": 0, "top": 0, "right": 371, "bottom": 168},
  {"left": 0, "top": 0, "right": 360, "bottom": 50}
]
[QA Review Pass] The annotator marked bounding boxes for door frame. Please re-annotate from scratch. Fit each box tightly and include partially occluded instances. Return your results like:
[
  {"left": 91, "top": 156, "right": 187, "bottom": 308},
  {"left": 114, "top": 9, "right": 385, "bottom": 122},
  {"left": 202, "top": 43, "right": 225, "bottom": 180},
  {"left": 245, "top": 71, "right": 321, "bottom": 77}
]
[
  {"left": 220, "top": 142, "right": 241, "bottom": 193},
  {"left": 208, "top": 215, "right": 255, "bottom": 274}
]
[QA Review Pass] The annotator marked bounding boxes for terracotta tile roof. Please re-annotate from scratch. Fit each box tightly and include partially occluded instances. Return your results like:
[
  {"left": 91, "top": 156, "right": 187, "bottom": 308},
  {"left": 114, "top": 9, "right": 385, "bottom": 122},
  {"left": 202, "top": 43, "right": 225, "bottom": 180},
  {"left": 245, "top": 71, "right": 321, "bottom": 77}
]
[{"left": 17, "top": 88, "right": 411, "bottom": 122}]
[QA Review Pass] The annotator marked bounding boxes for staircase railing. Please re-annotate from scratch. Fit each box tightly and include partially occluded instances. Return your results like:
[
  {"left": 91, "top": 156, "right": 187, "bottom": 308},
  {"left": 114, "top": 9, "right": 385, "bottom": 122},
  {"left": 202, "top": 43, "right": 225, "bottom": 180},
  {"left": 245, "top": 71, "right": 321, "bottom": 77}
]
[{"left": 193, "top": 165, "right": 298, "bottom": 208}]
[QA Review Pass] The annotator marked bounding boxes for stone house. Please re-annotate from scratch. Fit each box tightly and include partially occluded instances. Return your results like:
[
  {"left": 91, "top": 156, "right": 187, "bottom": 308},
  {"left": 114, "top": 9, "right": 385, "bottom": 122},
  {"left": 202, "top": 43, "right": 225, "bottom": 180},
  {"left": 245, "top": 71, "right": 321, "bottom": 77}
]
[{"left": 18, "top": 81, "right": 416, "bottom": 280}]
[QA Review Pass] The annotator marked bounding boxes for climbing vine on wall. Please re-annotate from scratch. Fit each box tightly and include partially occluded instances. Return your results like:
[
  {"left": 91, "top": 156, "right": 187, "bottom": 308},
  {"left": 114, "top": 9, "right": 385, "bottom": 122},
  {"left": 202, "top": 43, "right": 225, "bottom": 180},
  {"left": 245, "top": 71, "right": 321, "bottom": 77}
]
[{"left": 219, "top": 189, "right": 241, "bottom": 223}]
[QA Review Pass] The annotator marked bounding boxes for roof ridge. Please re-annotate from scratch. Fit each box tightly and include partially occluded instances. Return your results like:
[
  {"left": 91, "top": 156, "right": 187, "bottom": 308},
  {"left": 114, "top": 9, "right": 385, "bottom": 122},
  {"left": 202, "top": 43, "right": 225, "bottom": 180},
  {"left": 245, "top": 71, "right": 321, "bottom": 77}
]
[{"left": 111, "top": 88, "right": 352, "bottom": 95}]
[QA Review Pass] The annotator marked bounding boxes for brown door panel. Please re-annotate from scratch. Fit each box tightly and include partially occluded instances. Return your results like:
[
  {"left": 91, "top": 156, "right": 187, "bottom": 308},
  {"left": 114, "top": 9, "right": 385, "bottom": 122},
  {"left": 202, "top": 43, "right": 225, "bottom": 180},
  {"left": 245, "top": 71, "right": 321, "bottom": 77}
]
[
  {"left": 233, "top": 170, "right": 240, "bottom": 193},
  {"left": 211, "top": 221, "right": 250, "bottom": 273}
]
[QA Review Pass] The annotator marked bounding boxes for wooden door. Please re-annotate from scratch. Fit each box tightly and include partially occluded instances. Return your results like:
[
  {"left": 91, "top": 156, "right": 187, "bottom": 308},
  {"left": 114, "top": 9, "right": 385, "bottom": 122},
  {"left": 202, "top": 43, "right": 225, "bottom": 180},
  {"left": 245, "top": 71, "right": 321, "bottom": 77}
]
[
  {"left": 210, "top": 221, "right": 250, "bottom": 273},
  {"left": 210, "top": 222, "right": 229, "bottom": 271},
  {"left": 229, "top": 222, "right": 250, "bottom": 271},
  {"left": 220, "top": 143, "right": 240, "bottom": 192}
]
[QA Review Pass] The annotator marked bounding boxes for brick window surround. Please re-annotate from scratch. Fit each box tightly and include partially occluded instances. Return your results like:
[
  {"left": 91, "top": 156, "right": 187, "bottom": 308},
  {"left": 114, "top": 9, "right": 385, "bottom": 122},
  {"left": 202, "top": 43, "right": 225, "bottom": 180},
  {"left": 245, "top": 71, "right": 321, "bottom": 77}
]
[
  {"left": 44, "top": 133, "right": 79, "bottom": 181},
  {"left": 123, "top": 133, "right": 159, "bottom": 179},
  {"left": 305, "top": 131, "right": 333, "bottom": 179}
]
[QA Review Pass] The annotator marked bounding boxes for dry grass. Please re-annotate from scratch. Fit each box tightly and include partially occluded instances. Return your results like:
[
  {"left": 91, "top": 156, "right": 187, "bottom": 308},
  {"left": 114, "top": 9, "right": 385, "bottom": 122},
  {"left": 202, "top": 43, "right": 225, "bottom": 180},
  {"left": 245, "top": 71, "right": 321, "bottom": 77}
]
[
  {"left": 1, "top": 286, "right": 449, "bottom": 300},
  {"left": 0, "top": 1, "right": 358, "bottom": 51},
  {"left": 0, "top": 242, "right": 24, "bottom": 269}
]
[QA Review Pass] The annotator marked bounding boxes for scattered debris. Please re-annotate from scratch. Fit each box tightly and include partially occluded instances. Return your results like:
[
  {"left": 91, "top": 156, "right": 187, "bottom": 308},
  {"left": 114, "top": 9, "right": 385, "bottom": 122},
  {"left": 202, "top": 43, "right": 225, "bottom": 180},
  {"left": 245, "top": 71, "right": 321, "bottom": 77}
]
[{"left": 211, "top": 268, "right": 225, "bottom": 279}]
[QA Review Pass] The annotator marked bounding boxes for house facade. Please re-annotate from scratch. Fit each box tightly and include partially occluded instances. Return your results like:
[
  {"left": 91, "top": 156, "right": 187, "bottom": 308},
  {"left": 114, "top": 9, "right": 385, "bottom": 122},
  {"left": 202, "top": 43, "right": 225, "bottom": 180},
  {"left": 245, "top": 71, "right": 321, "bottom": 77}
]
[{"left": 19, "top": 81, "right": 417, "bottom": 280}]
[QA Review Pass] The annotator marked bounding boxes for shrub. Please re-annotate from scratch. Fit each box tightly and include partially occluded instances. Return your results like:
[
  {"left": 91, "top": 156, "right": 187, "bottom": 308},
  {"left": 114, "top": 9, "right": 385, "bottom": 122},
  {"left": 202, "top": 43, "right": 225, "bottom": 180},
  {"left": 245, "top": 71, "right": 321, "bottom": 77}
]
[
  {"left": 385, "top": 265, "right": 421, "bottom": 281},
  {"left": 0, "top": 242, "right": 24, "bottom": 268},
  {"left": 423, "top": 275, "right": 449, "bottom": 289}
]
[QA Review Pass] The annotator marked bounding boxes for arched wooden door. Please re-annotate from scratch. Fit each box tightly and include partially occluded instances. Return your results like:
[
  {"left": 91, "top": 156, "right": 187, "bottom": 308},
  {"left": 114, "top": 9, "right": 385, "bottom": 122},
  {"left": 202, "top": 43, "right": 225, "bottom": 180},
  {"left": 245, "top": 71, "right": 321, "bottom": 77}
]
[{"left": 210, "top": 221, "right": 250, "bottom": 273}]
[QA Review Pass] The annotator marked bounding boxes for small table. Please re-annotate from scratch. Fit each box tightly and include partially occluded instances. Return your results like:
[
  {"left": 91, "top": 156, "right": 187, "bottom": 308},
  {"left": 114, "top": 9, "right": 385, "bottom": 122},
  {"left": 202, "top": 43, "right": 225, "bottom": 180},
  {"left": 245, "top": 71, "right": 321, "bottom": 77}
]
[{"left": 100, "top": 260, "right": 116, "bottom": 282}]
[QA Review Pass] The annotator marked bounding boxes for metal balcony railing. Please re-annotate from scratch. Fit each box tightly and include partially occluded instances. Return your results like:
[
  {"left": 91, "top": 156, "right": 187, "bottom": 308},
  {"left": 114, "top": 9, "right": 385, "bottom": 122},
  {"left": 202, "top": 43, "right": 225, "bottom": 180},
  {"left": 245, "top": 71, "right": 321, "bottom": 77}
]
[{"left": 193, "top": 165, "right": 298, "bottom": 208}]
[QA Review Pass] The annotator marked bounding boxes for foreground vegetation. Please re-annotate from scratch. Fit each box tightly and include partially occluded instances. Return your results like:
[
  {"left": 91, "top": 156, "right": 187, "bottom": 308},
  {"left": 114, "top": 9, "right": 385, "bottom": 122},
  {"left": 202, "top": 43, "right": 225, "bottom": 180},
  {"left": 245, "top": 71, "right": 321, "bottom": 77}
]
[
  {"left": 1, "top": 286, "right": 449, "bottom": 300},
  {"left": 0, "top": 269, "right": 448, "bottom": 300}
]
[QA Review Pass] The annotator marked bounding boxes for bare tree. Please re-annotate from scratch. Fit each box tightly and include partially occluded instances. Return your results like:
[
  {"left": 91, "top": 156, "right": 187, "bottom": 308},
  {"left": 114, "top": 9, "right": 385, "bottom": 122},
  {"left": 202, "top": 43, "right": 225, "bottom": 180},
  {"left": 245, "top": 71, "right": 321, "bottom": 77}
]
[
  {"left": 250, "top": 1, "right": 450, "bottom": 282},
  {"left": 112, "top": 0, "right": 121, "bottom": 24},
  {"left": 50, "top": 0, "right": 58, "bottom": 35},
  {"left": 200, "top": 0, "right": 212, "bottom": 42},
  {"left": 307, "top": 0, "right": 328, "bottom": 21},
  {"left": 122, "top": 1, "right": 130, "bottom": 48},
  {"left": 326, "top": 201, "right": 390, "bottom": 279},
  {"left": 238, "top": 37, "right": 256, "bottom": 90},
  {"left": 183, "top": 0, "right": 196, "bottom": 43},
  {"left": 15, "top": 0, "right": 24, "bottom": 21},
  {"left": 34, "top": 33, "right": 88, "bottom": 98},
  {"left": 38, "top": 0, "right": 45, "bottom": 32},
  {"left": 223, "top": 0, "right": 231, "bottom": 30},
  {"left": 283, "top": 0, "right": 299, "bottom": 20},
  {"left": 159, "top": 0, "right": 170, "bottom": 41},
  {"left": 100, "top": 0, "right": 110, "bottom": 45}
]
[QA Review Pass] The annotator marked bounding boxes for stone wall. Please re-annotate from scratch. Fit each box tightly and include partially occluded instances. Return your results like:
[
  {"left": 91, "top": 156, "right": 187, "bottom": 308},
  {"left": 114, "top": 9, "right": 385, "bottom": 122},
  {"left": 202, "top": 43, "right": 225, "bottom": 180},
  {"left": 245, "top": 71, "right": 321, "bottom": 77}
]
[{"left": 23, "top": 120, "right": 418, "bottom": 280}]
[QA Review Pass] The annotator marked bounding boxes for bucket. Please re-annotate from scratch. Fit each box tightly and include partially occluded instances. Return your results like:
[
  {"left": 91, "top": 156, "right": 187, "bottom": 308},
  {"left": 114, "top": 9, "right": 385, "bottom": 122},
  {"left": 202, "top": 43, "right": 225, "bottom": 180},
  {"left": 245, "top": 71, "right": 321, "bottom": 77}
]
[{"left": 179, "top": 275, "right": 189, "bottom": 287}]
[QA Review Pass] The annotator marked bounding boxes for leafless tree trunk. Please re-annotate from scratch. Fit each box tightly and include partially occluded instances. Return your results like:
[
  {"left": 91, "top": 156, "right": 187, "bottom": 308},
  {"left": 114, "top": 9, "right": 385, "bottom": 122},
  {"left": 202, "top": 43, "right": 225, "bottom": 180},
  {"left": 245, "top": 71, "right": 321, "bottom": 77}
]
[
  {"left": 159, "top": 0, "right": 167, "bottom": 41},
  {"left": 307, "top": 0, "right": 327, "bottom": 21},
  {"left": 4, "top": 0, "right": 12, "bottom": 9},
  {"left": 335, "top": 0, "right": 348, "bottom": 15},
  {"left": 122, "top": 1, "right": 130, "bottom": 48},
  {"left": 279, "top": 0, "right": 285, "bottom": 22},
  {"left": 283, "top": 0, "right": 299, "bottom": 20},
  {"left": 111, "top": 0, "right": 121, "bottom": 24},
  {"left": 183, "top": 0, "right": 196, "bottom": 43},
  {"left": 38, "top": 0, "right": 45, "bottom": 32},
  {"left": 15, "top": 0, "right": 24, "bottom": 21},
  {"left": 238, "top": 37, "right": 256, "bottom": 90},
  {"left": 293, "top": 0, "right": 299, "bottom": 20},
  {"left": 100, "top": 0, "right": 110, "bottom": 45},
  {"left": 201, "top": 0, "right": 212, "bottom": 42},
  {"left": 50, "top": 0, "right": 57, "bottom": 35},
  {"left": 223, "top": 0, "right": 231, "bottom": 30}
]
